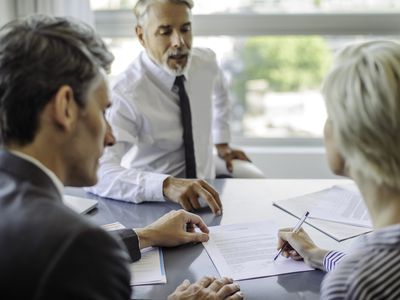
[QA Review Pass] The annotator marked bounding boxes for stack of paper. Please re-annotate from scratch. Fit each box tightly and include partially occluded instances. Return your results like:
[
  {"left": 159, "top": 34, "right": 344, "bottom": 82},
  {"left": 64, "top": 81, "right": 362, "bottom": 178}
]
[
  {"left": 202, "top": 221, "right": 313, "bottom": 281},
  {"left": 102, "top": 222, "right": 166, "bottom": 286},
  {"left": 129, "top": 247, "right": 166, "bottom": 286},
  {"left": 273, "top": 185, "right": 372, "bottom": 241},
  {"left": 308, "top": 186, "right": 372, "bottom": 228}
]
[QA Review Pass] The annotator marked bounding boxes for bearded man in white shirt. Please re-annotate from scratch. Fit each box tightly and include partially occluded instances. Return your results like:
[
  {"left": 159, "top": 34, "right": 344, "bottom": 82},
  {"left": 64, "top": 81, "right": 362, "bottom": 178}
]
[{"left": 88, "top": 0, "right": 259, "bottom": 214}]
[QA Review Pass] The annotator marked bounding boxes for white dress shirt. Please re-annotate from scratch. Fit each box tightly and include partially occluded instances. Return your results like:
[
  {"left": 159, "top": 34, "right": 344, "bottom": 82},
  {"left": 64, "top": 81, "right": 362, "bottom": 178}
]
[{"left": 87, "top": 48, "right": 231, "bottom": 203}]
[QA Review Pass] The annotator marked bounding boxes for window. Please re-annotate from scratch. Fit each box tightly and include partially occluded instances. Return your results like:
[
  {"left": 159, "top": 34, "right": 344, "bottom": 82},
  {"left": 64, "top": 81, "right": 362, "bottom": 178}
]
[
  {"left": 92, "top": 0, "right": 400, "bottom": 140},
  {"left": 92, "top": 0, "right": 400, "bottom": 12}
]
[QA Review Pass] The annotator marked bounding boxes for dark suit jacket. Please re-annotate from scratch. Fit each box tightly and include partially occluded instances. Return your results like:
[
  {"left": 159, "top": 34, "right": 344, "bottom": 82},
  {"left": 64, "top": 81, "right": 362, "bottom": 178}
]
[{"left": 0, "top": 150, "right": 138, "bottom": 299}]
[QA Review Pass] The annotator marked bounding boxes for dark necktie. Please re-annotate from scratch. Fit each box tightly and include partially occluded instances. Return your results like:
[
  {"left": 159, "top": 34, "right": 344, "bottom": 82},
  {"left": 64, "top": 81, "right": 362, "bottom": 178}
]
[{"left": 174, "top": 75, "right": 197, "bottom": 178}]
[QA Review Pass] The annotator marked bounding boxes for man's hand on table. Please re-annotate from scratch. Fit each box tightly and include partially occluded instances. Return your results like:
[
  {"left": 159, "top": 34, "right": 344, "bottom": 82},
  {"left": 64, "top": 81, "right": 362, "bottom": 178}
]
[
  {"left": 168, "top": 276, "right": 243, "bottom": 300},
  {"left": 163, "top": 177, "right": 222, "bottom": 216},
  {"left": 135, "top": 210, "right": 210, "bottom": 249},
  {"left": 216, "top": 143, "right": 251, "bottom": 173}
]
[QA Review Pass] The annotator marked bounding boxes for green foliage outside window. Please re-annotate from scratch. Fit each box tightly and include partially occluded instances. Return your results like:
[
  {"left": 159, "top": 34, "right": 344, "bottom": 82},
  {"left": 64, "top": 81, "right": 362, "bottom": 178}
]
[{"left": 232, "top": 36, "right": 332, "bottom": 106}]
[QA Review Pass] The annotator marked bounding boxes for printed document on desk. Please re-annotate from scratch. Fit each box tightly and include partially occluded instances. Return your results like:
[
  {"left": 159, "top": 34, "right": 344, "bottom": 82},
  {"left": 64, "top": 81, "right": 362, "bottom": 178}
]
[
  {"left": 102, "top": 222, "right": 166, "bottom": 286},
  {"left": 202, "top": 221, "right": 313, "bottom": 281},
  {"left": 130, "top": 247, "right": 166, "bottom": 286},
  {"left": 273, "top": 184, "right": 372, "bottom": 241}
]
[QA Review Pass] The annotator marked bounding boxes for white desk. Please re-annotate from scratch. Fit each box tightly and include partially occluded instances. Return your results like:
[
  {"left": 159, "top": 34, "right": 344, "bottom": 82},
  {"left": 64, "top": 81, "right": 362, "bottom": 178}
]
[{"left": 66, "top": 178, "right": 355, "bottom": 299}]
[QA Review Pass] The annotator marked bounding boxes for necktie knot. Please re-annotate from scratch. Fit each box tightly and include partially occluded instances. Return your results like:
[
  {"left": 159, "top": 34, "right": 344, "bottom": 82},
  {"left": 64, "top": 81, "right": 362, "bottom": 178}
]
[{"left": 174, "top": 75, "right": 185, "bottom": 90}]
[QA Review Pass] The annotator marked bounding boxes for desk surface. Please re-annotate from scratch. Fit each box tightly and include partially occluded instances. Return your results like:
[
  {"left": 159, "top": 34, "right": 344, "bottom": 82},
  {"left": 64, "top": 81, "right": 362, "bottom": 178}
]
[{"left": 66, "top": 179, "right": 353, "bottom": 300}]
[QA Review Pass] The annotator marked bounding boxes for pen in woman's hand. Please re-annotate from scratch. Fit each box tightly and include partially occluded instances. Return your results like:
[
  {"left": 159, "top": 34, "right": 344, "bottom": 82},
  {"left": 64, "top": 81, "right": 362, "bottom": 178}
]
[{"left": 273, "top": 211, "right": 310, "bottom": 261}]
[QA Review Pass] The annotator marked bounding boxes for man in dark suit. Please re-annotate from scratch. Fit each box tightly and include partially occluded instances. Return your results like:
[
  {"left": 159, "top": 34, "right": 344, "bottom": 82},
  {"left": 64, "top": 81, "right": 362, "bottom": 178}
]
[{"left": 0, "top": 15, "right": 243, "bottom": 299}]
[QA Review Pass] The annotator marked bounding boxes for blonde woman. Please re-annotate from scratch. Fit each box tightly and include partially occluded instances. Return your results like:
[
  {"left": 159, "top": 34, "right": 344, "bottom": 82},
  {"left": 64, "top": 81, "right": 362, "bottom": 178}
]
[{"left": 278, "top": 41, "right": 400, "bottom": 299}]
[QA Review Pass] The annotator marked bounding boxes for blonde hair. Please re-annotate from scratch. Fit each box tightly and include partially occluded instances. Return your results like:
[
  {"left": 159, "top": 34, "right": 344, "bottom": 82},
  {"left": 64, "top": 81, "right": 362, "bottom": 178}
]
[
  {"left": 133, "top": 0, "right": 194, "bottom": 26},
  {"left": 322, "top": 41, "right": 400, "bottom": 188}
]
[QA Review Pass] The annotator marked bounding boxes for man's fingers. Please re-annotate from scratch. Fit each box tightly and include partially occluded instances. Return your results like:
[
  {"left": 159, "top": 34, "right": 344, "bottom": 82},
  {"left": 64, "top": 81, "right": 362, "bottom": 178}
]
[
  {"left": 226, "top": 148, "right": 251, "bottom": 162},
  {"left": 188, "top": 194, "right": 201, "bottom": 210},
  {"left": 196, "top": 276, "right": 215, "bottom": 288},
  {"left": 179, "top": 197, "right": 194, "bottom": 212},
  {"left": 182, "top": 210, "right": 209, "bottom": 234},
  {"left": 175, "top": 279, "right": 191, "bottom": 292},
  {"left": 189, "top": 231, "right": 209, "bottom": 243},
  {"left": 216, "top": 282, "right": 242, "bottom": 299},
  {"left": 186, "top": 223, "right": 195, "bottom": 232},
  {"left": 208, "top": 277, "right": 233, "bottom": 292},
  {"left": 194, "top": 185, "right": 221, "bottom": 215},
  {"left": 241, "top": 154, "right": 251, "bottom": 162},
  {"left": 233, "top": 151, "right": 251, "bottom": 162},
  {"left": 199, "top": 180, "right": 222, "bottom": 208},
  {"left": 226, "top": 291, "right": 245, "bottom": 300},
  {"left": 226, "top": 160, "right": 233, "bottom": 173}
]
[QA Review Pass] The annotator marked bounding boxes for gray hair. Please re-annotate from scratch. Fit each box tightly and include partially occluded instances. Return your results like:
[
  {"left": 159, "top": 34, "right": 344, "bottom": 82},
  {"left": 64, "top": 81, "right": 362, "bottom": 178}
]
[
  {"left": 0, "top": 15, "right": 114, "bottom": 146},
  {"left": 322, "top": 40, "right": 400, "bottom": 188},
  {"left": 134, "top": 0, "right": 194, "bottom": 26}
]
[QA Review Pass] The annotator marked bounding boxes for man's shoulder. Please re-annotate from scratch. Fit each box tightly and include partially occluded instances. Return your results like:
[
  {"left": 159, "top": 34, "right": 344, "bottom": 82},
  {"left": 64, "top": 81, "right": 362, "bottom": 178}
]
[
  {"left": 0, "top": 187, "right": 130, "bottom": 298},
  {"left": 191, "top": 47, "right": 217, "bottom": 63},
  {"left": 111, "top": 53, "right": 148, "bottom": 94},
  {"left": 190, "top": 47, "right": 219, "bottom": 73}
]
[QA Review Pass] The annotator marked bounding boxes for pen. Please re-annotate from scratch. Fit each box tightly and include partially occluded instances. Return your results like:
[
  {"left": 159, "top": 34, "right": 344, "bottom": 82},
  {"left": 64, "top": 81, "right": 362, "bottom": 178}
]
[{"left": 273, "top": 211, "right": 310, "bottom": 261}]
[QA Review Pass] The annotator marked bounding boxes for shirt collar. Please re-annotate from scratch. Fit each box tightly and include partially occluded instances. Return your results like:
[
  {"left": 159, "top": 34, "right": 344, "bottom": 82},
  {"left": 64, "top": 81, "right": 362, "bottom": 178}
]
[
  {"left": 141, "top": 51, "right": 190, "bottom": 91},
  {"left": 9, "top": 150, "right": 64, "bottom": 198}
]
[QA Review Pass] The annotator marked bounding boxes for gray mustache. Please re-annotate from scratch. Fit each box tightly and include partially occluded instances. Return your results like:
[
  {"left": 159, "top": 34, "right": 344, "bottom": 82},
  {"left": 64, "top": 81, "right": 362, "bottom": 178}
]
[{"left": 167, "top": 50, "right": 190, "bottom": 56}]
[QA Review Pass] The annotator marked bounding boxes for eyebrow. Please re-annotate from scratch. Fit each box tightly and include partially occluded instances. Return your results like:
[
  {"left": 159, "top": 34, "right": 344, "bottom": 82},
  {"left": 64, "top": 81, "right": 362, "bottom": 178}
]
[
  {"left": 158, "top": 25, "right": 171, "bottom": 30},
  {"left": 157, "top": 22, "right": 191, "bottom": 30}
]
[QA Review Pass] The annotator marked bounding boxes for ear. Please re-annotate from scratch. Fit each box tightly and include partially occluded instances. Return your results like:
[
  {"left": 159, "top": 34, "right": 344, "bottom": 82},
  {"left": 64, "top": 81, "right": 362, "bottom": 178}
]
[
  {"left": 52, "top": 85, "right": 78, "bottom": 132},
  {"left": 136, "top": 25, "right": 146, "bottom": 48},
  {"left": 324, "top": 118, "right": 348, "bottom": 177}
]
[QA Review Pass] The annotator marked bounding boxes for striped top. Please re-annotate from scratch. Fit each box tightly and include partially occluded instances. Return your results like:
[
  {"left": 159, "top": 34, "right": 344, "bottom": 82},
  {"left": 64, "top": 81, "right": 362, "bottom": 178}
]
[
  {"left": 323, "top": 250, "right": 346, "bottom": 272},
  {"left": 321, "top": 223, "right": 400, "bottom": 300}
]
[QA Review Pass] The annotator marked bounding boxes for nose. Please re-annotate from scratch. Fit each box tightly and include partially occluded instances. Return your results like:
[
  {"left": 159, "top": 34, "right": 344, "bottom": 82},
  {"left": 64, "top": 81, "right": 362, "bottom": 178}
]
[
  {"left": 104, "top": 120, "right": 116, "bottom": 147},
  {"left": 171, "top": 31, "right": 184, "bottom": 48}
]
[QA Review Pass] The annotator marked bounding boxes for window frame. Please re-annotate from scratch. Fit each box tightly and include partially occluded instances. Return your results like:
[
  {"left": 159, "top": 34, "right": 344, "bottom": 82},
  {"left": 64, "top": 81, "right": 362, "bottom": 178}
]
[
  {"left": 94, "top": 10, "right": 400, "bottom": 146},
  {"left": 95, "top": 11, "right": 400, "bottom": 37}
]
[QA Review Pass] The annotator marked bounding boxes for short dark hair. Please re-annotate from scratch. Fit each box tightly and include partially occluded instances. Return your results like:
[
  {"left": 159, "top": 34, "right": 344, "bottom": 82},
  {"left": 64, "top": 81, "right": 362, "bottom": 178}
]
[{"left": 0, "top": 15, "right": 114, "bottom": 146}]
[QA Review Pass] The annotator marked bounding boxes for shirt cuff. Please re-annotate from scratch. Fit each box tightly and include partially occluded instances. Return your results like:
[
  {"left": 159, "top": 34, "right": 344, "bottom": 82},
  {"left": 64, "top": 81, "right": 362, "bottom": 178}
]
[
  {"left": 323, "top": 250, "right": 346, "bottom": 272},
  {"left": 213, "top": 130, "right": 231, "bottom": 145},
  {"left": 109, "top": 228, "right": 141, "bottom": 263},
  {"left": 142, "top": 173, "right": 170, "bottom": 202}
]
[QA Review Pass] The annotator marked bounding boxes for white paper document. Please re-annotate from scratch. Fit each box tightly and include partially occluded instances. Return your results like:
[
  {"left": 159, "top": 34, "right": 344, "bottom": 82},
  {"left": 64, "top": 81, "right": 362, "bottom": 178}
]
[
  {"left": 273, "top": 184, "right": 372, "bottom": 241},
  {"left": 130, "top": 247, "right": 166, "bottom": 286},
  {"left": 202, "top": 221, "right": 313, "bottom": 281},
  {"left": 101, "top": 222, "right": 126, "bottom": 231},
  {"left": 309, "top": 186, "right": 372, "bottom": 228},
  {"left": 102, "top": 222, "right": 166, "bottom": 286}
]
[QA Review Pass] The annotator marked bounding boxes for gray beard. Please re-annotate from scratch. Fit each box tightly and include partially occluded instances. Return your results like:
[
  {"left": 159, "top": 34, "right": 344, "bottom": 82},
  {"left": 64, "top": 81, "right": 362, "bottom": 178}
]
[{"left": 148, "top": 51, "right": 192, "bottom": 76}]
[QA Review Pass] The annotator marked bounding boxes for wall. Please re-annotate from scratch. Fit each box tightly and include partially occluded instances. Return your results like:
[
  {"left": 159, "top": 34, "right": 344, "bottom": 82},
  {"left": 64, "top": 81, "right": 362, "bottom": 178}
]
[
  {"left": 241, "top": 146, "right": 340, "bottom": 179},
  {"left": 0, "top": 0, "right": 15, "bottom": 26}
]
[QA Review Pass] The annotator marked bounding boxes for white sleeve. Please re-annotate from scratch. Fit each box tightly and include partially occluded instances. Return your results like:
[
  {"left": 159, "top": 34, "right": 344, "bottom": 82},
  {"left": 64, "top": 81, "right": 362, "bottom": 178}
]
[
  {"left": 212, "top": 64, "right": 232, "bottom": 145},
  {"left": 86, "top": 92, "right": 169, "bottom": 203}
]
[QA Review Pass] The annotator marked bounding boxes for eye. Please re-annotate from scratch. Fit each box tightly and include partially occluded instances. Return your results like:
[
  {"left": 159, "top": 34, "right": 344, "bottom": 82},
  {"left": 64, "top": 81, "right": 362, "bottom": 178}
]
[
  {"left": 181, "top": 25, "right": 191, "bottom": 33},
  {"left": 160, "top": 29, "right": 172, "bottom": 36}
]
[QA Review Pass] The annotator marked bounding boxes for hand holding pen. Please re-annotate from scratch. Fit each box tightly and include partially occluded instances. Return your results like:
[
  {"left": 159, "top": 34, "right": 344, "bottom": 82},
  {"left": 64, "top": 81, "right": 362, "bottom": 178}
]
[{"left": 274, "top": 211, "right": 310, "bottom": 261}]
